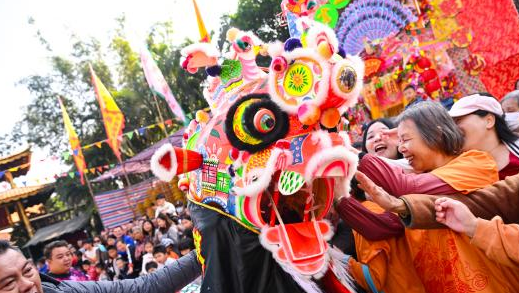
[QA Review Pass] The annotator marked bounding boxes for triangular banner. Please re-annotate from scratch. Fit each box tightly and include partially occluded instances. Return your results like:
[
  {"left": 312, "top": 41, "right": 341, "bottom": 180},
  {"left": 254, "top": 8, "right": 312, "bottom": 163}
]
[
  {"left": 126, "top": 132, "right": 134, "bottom": 140},
  {"left": 69, "top": 172, "right": 75, "bottom": 178},
  {"left": 95, "top": 142, "right": 103, "bottom": 148},
  {"left": 158, "top": 123, "right": 166, "bottom": 132}
]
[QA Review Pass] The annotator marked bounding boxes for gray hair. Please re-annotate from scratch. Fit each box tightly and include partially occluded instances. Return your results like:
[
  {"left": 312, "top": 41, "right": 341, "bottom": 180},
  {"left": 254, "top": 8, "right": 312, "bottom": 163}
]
[
  {"left": 502, "top": 90, "right": 519, "bottom": 105},
  {"left": 397, "top": 101, "right": 464, "bottom": 156},
  {"left": 131, "top": 227, "right": 143, "bottom": 234}
]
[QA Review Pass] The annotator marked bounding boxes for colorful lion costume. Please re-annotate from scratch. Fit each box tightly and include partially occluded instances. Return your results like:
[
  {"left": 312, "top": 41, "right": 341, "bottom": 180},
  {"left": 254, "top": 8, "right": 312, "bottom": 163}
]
[{"left": 151, "top": 21, "right": 364, "bottom": 293}]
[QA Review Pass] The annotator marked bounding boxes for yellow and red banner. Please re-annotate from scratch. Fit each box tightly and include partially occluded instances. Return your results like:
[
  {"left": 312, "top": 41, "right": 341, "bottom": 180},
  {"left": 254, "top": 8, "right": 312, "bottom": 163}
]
[
  {"left": 90, "top": 65, "right": 125, "bottom": 161},
  {"left": 58, "top": 97, "right": 87, "bottom": 184}
]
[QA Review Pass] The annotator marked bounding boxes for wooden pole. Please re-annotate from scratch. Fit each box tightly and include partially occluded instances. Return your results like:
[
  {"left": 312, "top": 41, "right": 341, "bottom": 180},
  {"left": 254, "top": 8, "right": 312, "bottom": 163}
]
[
  {"left": 118, "top": 157, "right": 138, "bottom": 220},
  {"left": 16, "top": 200, "right": 33, "bottom": 237},
  {"left": 4, "top": 171, "right": 16, "bottom": 189},
  {"left": 5, "top": 205, "right": 13, "bottom": 226},
  {"left": 152, "top": 94, "right": 169, "bottom": 137},
  {"left": 84, "top": 174, "right": 105, "bottom": 230}
]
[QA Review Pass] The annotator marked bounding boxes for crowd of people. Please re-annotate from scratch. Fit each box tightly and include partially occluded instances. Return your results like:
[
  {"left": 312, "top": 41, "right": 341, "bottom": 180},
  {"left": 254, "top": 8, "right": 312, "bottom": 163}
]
[
  {"left": 2, "top": 90, "right": 519, "bottom": 293},
  {"left": 332, "top": 91, "right": 519, "bottom": 292},
  {"left": 35, "top": 194, "right": 197, "bottom": 284}
]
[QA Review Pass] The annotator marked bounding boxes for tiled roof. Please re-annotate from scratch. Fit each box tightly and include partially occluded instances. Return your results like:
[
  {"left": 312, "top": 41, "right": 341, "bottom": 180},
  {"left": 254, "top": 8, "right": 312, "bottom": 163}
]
[{"left": 0, "top": 183, "right": 54, "bottom": 204}]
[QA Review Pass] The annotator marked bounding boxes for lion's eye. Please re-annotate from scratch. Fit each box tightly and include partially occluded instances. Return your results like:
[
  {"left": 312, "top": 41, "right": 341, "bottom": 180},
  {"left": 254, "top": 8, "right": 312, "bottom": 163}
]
[
  {"left": 225, "top": 94, "right": 289, "bottom": 153},
  {"left": 253, "top": 109, "right": 276, "bottom": 133}
]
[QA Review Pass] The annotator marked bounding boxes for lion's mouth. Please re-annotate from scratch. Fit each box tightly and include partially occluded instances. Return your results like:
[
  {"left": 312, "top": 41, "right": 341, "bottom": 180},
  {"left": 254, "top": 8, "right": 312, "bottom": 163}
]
[
  {"left": 259, "top": 174, "right": 333, "bottom": 225},
  {"left": 255, "top": 145, "right": 357, "bottom": 277}
]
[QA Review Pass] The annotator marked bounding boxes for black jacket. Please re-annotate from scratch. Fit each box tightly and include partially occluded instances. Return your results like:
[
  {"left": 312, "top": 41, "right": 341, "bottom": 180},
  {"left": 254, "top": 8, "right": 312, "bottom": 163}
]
[{"left": 42, "top": 250, "right": 201, "bottom": 293}]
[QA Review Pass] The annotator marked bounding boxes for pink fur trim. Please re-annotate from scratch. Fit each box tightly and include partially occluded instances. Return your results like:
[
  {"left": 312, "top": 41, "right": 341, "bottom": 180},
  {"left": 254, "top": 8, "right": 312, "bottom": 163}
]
[
  {"left": 267, "top": 41, "right": 285, "bottom": 58},
  {"left": 338, "top": 131, "right": 351, "bottom": 146},
  {"left": 150, "top": 143, "right": 178, "bottom": 182},
  {"left": 311, "top": 130, "right": 333, "bottom": 150},
  {"left": 305, "top": 22, "right": 339, "bottom": 53},
  {"left": 304, "top": 146, "right": 358, "bottom": 195},
  {"left": 180, "top": 43, "right": 220, "bottom": 58}
]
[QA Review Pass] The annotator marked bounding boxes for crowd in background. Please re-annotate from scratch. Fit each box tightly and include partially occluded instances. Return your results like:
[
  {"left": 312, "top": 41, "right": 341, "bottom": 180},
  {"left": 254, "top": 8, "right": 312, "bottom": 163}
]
[{"left": 36, "top": 194, "right": 197, "bottom": 283}]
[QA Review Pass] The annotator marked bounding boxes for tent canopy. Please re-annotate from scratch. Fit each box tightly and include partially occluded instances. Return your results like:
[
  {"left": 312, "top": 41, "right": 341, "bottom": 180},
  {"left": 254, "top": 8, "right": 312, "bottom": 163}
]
[
  {"left": 93, "top": 128, "right": 184, "bottom": 182},
  {"left": 23, "top": 212, "right": 90, "bottom": 247}
]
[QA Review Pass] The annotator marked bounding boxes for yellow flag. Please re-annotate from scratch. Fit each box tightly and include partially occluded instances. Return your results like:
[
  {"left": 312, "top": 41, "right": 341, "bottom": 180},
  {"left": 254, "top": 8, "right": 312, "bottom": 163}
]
[
  {"left": 89, "top": 65, "right": 125, "bottom": 161},
  {"left": 192, "top": 0, "right": 211, "bottom": 43},
  {"left": 58, "top": 97, "right": 87, "bottom": 184}
]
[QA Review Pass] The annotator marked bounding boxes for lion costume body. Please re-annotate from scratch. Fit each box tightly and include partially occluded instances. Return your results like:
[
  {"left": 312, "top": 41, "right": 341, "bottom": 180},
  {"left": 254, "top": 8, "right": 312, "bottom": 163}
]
[{"left": 151, "top": 22, "right": 364, "bottom": 293}]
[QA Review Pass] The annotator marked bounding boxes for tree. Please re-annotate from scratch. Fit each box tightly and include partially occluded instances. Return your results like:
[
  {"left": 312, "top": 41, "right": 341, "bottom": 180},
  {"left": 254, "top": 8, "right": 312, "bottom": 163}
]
[
  {"left": 220, "top": 0, "right": 289, "bottom": 44},
  {"left": 217, "top": 0, "right": 290, "bottom": 66},
  {"left": 0, "top": 18, "right": 207, "bottom": 212}
]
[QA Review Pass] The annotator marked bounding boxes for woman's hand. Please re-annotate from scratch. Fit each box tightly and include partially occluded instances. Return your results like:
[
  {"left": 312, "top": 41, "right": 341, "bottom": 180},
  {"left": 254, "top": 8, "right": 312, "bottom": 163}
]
[
  {"left": 355, "top": 171, "right": 407, "bottom": 214},
  {"left": 434, "top": 198, "right": 478, "bottom": 237},
  {"left": 381, "top": 128, "right": 399, "bottom": 146}
]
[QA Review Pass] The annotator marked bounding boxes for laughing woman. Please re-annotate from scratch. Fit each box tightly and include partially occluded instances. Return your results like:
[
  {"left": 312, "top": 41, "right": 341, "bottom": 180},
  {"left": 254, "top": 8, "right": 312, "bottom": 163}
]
[
  {"left": 335, "top": 119, "right": 408, "bottom": 242},
  {"left": 348, "top": 102, "right": 519, "bottom": 293}
]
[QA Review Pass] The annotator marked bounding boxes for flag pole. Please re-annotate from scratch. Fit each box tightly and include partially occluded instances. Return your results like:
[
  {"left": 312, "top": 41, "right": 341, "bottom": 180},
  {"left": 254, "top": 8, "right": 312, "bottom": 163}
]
[
  {"left": 84, "top": 173, "right": 105, "bottom": 230},
  {"left": 118, "top": 156, "right": 138, "bottom": 220},
  {"left": 88, "top": 65, "right": 137, "bottom": 220},
  {"left": 152, "top": 93, "right": 169, "bottom": 137}
]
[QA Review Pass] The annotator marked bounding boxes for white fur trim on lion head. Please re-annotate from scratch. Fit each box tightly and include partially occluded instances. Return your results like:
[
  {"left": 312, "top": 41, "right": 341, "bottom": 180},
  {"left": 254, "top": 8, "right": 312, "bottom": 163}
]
[{"left": 150, "top": 143, "right": 178, "bottom": 182}]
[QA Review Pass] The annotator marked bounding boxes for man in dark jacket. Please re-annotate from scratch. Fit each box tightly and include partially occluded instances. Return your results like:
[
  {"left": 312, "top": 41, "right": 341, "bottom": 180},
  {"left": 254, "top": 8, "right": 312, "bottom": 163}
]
[{"left": 0, "top": 240, "right": 200, "bottom": 293}]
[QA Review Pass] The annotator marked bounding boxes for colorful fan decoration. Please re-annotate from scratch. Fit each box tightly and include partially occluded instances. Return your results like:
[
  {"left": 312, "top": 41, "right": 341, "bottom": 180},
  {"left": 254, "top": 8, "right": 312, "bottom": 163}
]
[{"left": 335, "top": 0, "right": 417, "bottom": 55}]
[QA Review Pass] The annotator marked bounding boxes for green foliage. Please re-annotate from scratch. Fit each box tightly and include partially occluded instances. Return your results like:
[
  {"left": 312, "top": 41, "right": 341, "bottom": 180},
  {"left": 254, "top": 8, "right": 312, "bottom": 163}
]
[
  {"left": 1, "top": 0, "right": 290, "bottom": 213},
  {"left": 218, "top": 0, "right": 289, "bottom": 66},
  {"left": 224, "top": 0, "right": 289, "bottom": 42},
  {"left": 1, "top": 17, "right": 207, "bottom": 209}
]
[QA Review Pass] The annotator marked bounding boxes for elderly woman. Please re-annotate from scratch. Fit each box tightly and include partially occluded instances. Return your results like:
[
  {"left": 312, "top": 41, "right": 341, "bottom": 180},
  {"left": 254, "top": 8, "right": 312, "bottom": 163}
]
[
  {"left": 336, "top": 118, "right": 408, "bottom": 242},
  {"left": 335, "top": 101, "right": 497, "bottom": 241},
  {"left": 338, "top": 102, "right": 507, "bottom": 293},
  {"left": 343, "top": 102, "right": 519, "bottom": 293}
]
